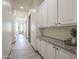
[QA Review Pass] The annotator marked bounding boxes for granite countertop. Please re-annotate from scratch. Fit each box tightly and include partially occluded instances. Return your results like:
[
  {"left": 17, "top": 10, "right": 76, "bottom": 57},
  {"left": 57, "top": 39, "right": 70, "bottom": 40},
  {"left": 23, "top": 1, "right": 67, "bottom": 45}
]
[{"left": 39, "top": 36, "right": 77, "bottom": 55}]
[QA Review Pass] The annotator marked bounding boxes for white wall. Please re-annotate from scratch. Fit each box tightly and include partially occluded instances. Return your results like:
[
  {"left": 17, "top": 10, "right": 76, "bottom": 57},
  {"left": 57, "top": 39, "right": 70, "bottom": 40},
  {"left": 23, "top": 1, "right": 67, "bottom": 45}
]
[{"left": 2, "top": 0, "right": 13, "bottom": 59}]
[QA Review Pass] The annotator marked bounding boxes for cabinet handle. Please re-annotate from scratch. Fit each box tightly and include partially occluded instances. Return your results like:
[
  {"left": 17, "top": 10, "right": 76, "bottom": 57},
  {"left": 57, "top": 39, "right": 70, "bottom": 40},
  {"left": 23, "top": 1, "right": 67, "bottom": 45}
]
[
  {"left": 53, "top": 47, "right": 55, "bottom": 48},
  {"left": 56, "top": 48, "right": 58, "bottom": 50}
]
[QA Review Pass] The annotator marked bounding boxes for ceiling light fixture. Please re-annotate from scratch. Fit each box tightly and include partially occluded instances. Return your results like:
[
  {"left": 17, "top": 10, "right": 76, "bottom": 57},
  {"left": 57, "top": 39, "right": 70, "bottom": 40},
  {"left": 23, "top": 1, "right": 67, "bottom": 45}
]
[
  {"left": 31, "top": 9, "right": 36, "bottom": 12},
  {"left": 20, "top": 6, "right": 24, "bottom": 9}
]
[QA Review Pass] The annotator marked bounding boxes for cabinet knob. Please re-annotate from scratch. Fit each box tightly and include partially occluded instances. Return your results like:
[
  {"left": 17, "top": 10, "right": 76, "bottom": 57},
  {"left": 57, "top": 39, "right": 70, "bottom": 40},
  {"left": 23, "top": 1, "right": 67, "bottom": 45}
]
[
  {"left": 59, "top": 22, "right": 61, "bottom": 24},
  {"left": 55, "top": 23, "right": 57, "bottom": 25},
  {"left": 53, "top": 47, "right": 55, "bottom": 48},
  {"left": 56, "top": 48, "right": 58, "bottom": 50}
]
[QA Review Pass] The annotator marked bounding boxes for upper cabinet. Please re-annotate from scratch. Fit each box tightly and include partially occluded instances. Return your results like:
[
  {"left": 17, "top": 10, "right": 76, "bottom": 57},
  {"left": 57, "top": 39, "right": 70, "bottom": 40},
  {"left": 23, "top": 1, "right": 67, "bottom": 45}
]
[
  {"left": 58, "top": 0, "right": 77, "bottom": 25},
  {"left": 47, "top": 0, "right": 58, "bottom": 26},
  {"left": 37, "top": 0, "right": 76, "bottom": 28},
  {"left": 41, "top": 0, "right": 48, "bottom": 27}
]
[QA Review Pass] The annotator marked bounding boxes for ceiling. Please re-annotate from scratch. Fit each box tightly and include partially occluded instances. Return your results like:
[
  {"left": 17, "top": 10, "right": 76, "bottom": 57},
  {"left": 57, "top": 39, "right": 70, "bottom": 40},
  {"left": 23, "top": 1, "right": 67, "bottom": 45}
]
[
  {"left": 12, "top": 0, "right": 43, "bottom": 12},
  {"left": 11, "top": 0, "right": 43, "bottom": 20},
  {"left": 12, "top": 0, "right": 34, "bottom": 12}
]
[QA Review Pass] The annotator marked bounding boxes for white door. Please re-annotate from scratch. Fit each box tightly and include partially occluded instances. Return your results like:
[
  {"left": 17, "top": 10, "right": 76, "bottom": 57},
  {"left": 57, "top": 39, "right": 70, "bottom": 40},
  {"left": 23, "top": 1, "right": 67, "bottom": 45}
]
[
  {"left": 41, "top": 0, "right": 48, "bottom": 27},
  {"left": 47, "top": 43, "right": 56, "bottom": 59},
  {"left": 37, "top": 6, "right": 42, "bottom": 27},
  {"left": 56, "top": 48, "right": 72, "bottom": 59},
  {"left": 47, "top": 0, "right": 58, "bottom": 26},
  {"left": 31, "top": 12, "right": 37, "bottom": 50},
  {"left": 58, "top": 0, "right": 76, "bottom": 24},
  {"left": 41, "top": 40, "right": 47, "bottom": 59}
]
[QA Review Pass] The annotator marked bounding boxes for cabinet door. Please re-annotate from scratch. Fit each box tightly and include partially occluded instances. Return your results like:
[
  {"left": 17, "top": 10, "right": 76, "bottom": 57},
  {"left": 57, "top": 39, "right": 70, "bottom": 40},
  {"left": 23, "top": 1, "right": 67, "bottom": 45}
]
[
  {"left": 71, "top": 54, "right": 77, "bottom": 59},
  {"left": 41, "top": 0, "right": 48, "bottom": 27},
  {"left": 56, "top": 48, "right": 72, "bottom": 59},
  {"left": 37, "top": 39, "right": 41, "bottom": 53},
  {"left": 41, "top": 40, "right": 47, "bottom": 59},
  {"left": 58, "top": 0, "right": 76, "bottom": 24},
  {"left": 47, "top": 43, "right": 55, "bottom": 59},
  {"left": 47, "top": 0, "right": 58, "bottom": 26}
]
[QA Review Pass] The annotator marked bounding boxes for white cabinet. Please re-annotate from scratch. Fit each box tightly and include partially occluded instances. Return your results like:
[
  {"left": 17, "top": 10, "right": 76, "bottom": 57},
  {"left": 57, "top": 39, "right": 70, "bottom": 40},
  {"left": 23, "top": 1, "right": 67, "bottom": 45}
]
[
  {"left": 47, "top": 42, "right": 56, "bottom": 59},
  {"left": 37, "top": 0, "right": 76, "bottom": 27},
  {"left": 37, "top": 6, "right": 42, "bottom": 27},
  {"left": 41, "top": 0, "right": 48, "bottom": 27},
  {"left": 71, "top": 54, "right": 77, "bottom": 59},
  {"left": 47, "top": 0, "right": 58, "bottom": 26},
  {"left": 58, "top": 0, "right": 76, "bottom": 24},
  {"left": 41, "top": 40, "right": 47, "bottom": 59},
  {"left": 56, "top": 48, "right": 72, "bottom": 59},
  {"left": 37, "top": 39, "right": 41, "bottom": 53},
  {"left": 39, "top": 40, "right": 76, "bottom": 59}
]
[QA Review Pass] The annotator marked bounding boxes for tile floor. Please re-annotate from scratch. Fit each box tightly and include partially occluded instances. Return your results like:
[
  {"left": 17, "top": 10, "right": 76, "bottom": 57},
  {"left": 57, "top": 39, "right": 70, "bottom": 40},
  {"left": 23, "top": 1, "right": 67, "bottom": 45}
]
[{"left": 9, "top": 34, "right": 42, "bottom": 59}]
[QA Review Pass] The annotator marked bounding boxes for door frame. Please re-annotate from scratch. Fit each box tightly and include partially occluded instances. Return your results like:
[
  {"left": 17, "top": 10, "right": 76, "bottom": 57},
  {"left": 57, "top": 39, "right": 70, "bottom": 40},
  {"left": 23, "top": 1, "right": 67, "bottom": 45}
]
[{"left": 28, "top": 14, "right": 31, "bottom": 43}]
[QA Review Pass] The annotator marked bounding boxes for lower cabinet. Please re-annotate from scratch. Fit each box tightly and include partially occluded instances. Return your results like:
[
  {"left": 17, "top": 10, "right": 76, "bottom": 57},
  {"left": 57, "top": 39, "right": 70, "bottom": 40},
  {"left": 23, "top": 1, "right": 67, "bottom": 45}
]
[
  {"left": 56, "top": 47, "right": 73, "bottom": 59},
  {"left": 47, "top": 43, "right": 56, "bottom": 59},
  {"left": 37, "top": 40, "right": 76, "bottom": 59},
  {"left": 37, "top": 39, "right": 41, "bottom": 53},
  {"left": 41, "top": 40, "right": 47, "bottom": 59}
]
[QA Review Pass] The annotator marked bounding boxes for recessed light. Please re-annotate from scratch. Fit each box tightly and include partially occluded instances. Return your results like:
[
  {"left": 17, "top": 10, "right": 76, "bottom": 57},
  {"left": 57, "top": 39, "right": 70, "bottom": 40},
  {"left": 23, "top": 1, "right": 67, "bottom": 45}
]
[
  {"left": 31, "top": 9, "right": 36, "bottom": 12},
  {"left": 20, "top": 6, "right": 24, "bottom": 9}
]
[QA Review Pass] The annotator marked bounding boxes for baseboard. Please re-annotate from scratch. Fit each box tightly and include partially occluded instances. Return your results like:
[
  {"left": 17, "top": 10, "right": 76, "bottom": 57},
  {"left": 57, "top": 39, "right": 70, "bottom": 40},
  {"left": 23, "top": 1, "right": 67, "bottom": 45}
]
[
  {"left": 7, "top": 48, "right": 12, "bottom": 59},
  {"left": 30, "top": 44, "right": 44, "bottom": 59},
  {"left": 30, "top": 44, "right": 38, "bottom": 52}
]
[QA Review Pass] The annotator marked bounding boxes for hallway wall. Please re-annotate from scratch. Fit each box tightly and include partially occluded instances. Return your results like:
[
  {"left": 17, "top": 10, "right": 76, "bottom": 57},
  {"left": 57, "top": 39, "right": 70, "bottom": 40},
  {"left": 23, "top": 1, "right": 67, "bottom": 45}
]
[
  {"left": 2, "top": 0, "right": 13, "bottom": 59},
  {"left": 13, "top": 10, "right": 28, "bottom": 39}
]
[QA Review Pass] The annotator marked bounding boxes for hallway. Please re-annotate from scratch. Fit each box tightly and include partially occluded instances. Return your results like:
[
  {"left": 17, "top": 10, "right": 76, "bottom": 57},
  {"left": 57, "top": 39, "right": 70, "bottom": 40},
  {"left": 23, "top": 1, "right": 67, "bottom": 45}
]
[{"left": 9, "top": 34, "right": 42, "bottom": 59}]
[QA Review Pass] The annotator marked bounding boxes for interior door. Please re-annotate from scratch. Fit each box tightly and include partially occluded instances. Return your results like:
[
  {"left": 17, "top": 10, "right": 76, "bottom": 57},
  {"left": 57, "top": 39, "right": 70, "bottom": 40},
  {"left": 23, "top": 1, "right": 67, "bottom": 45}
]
[
  {"left": 41, "top": 0, "right": 48, "bottom": 27},
  {"left": 37, "top": 6, "right": 42, "bottom": 27},
  {"left": 30, "top": 12, "right": 37, "bottom": 50},
  {"left": 56, "top": 48, "right": 72, "bottom": 59}
]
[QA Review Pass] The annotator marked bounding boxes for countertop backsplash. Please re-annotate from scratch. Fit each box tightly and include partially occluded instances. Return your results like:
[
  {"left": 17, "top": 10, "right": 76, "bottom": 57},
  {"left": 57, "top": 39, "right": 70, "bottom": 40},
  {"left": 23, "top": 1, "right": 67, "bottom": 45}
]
[{"left": 39, "top": 26, "right": 77, "bottom": 41}]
